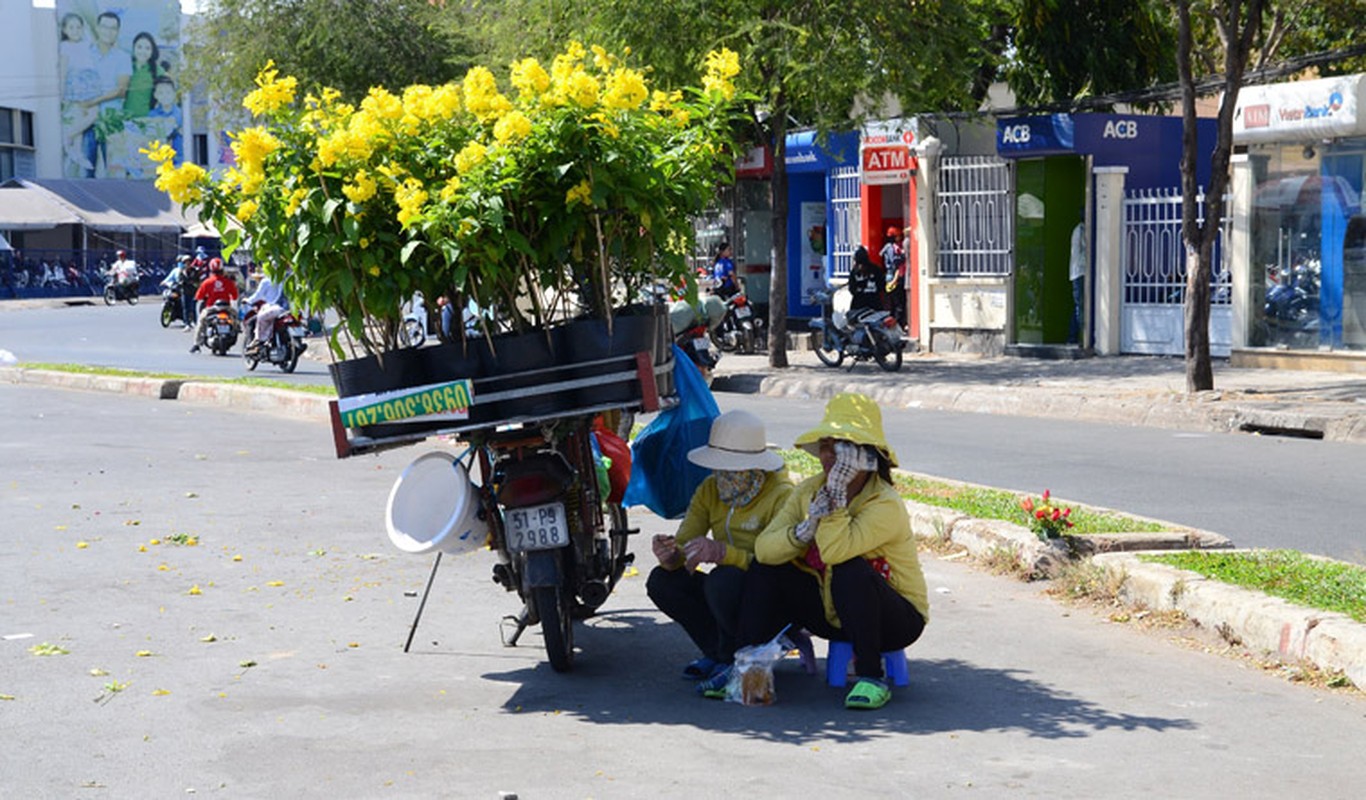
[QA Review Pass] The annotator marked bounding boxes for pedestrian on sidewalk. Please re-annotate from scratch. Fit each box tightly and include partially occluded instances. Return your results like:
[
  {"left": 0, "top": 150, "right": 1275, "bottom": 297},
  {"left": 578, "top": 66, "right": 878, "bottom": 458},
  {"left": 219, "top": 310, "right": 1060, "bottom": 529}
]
[
  {"left": 648, "top": 410, "right": 793, "bottom": 688},
  {"left": 733, "top": 393, "right": 929, "bottom": 710}
]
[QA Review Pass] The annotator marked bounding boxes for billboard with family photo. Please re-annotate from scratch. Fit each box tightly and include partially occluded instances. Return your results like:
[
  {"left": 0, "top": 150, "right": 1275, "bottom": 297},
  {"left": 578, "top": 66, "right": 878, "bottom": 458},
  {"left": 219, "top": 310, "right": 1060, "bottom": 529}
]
[{"left": 57, "top": 0, "right": 183, "bottom": 180}]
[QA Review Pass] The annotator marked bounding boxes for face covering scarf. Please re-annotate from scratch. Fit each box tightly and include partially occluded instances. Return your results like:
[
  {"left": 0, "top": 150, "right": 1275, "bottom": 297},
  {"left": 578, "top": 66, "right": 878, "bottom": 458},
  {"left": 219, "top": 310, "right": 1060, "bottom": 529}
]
[{"left": 715, "top": 468, "right": 767, "bottom": 507}]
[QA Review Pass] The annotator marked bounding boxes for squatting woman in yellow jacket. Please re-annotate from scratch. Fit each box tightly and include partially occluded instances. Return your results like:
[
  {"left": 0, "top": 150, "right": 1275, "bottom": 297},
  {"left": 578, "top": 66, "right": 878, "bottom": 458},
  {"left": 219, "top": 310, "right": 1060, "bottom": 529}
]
[
  {"left": 647, "top": 410, "right": 794, "bottom": 686},
  {"left": 739, "top": 393, "right": 928, "bottom": 710}
]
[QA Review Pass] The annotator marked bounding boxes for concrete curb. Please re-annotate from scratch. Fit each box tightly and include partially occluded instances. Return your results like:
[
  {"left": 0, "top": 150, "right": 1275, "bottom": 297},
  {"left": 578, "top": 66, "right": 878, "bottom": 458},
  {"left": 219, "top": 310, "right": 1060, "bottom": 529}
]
[
  {"left": 1, "top": 366, "right": 331, "bottom": 422},
  {"left": 1092, "top": 552, "right": 1366, "bottom": 691}
]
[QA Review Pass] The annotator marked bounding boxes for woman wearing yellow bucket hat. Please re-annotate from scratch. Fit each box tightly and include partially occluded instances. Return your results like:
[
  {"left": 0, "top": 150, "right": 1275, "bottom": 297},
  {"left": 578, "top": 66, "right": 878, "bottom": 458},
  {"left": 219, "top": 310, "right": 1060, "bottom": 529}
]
[{"left": 733, "top": 393, "right": 928, "bottom": 710}]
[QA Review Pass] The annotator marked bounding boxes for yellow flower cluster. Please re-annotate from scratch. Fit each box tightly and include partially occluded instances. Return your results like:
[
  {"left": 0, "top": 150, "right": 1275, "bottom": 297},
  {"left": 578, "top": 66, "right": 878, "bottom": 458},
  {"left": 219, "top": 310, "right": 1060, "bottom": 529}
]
[
  {"left": 243, "top": 60, "right": 298, "bottom": 116},
  {"left": 143, "top": 140, "right": 206, "bottom": 204},
  {"left": 463, "top": 66, "right": 513, "bottom": 123},
  {"left": 603, "top": 68, "right": 648, "bottom": 111},
  {"left": 703, "top": 48, "right": 740, "bottom": 100},
  {"left": 343, "top": 170, "right": 378, "bottom": 203},
  {"left": 510, "top": 58, "right": 551, "bottom": 99},
  {"left": 493, "top": 110, "right": 533, "bottom": 144},
  {"left": 565, "top": 179, "right": 593, "bottom": 207},
  {"left": 393, "top": 178, "right": 428, "bottom": 228}
]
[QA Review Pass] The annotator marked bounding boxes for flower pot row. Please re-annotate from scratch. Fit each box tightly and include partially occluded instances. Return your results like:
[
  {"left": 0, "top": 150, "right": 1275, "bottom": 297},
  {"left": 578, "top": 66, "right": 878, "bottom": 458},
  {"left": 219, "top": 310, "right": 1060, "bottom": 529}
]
[{"left": 329, "top": 307, "right": 672, "bottom": 440}]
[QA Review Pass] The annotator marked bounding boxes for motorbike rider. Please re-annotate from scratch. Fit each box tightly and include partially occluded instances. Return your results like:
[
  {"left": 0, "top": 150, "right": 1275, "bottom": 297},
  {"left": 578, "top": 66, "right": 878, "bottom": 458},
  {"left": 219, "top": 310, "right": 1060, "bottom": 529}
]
[
  {"left": 711, "top": 241, "right": 740, "bottom": 300},
  {"left": 180, "top": 248, "right": 207, "bottom": 327},
  {"left": 159, "top": 255, "right": 188, "bottom": 325},
  {"left": 109, "top": 250, "right": 139, "bottom": 293},
  {"left": 848, "top": 246, "right": 884, "bottom": 317},
  {"left": 189, "top": 258, "right": 239, "bottom": 353},
  {"left": 243, "top": 267, "right": 288, "bottom": 354}
]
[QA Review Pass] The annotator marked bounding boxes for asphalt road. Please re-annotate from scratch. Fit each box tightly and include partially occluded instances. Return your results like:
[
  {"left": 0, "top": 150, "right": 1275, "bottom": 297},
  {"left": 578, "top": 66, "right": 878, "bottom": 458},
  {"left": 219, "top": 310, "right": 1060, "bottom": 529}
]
[
  {"left": 3, "top": 383, "right": 1366, "bottom": 798},
  {"left": 5, "top": 301, "right": 1366, "bottom": 563}
]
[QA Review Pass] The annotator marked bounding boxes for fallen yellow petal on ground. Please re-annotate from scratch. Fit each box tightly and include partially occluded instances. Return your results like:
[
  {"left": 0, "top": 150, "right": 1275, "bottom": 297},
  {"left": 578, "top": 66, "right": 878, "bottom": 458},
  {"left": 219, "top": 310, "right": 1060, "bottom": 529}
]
[
  {"left": 151, "top": 689, "right": 171, "bottom": 696},
  {"left": 200, "top": 634, "right": 217, "bottom": 642},
  {"left": 135, "top": 650, "right": 153, "bottom": 657},
  {"left": 187, "top": 585, "right": 202, "bottom": 596},
  {"left": 266, "top": 580, "right": 284, "bottom": 587},
  {"left": 76, "top": 541, "right": 88, "bottom": 549}
]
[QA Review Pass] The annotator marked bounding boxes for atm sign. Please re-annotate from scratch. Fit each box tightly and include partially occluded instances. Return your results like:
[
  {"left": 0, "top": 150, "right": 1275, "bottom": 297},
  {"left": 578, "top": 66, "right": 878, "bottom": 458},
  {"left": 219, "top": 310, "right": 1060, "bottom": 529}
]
[{"left": 861, "top": 144, "right": 913, "bottom": 185}]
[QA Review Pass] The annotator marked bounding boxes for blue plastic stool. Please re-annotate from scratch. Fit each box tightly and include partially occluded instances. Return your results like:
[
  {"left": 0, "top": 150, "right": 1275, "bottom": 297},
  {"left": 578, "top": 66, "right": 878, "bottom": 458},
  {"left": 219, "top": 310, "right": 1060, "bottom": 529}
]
[{"left": 824, "top": 640, "right": 910, "bottom": 687}]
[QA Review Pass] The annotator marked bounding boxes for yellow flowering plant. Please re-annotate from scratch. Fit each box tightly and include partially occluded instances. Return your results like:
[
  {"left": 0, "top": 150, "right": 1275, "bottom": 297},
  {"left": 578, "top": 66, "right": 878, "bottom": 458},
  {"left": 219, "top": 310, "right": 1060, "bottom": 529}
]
[{"left": 145, "top": 44, "right": 745, "bottom": 357}]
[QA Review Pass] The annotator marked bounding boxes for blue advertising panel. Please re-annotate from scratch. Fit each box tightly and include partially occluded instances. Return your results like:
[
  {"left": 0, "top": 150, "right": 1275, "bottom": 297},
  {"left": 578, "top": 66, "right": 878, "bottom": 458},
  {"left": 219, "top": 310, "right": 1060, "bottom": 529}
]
[
  {"left": 997, "top": 114, "right": 1075, "bottom": 156},
  {"left": 997, "top": 113, "right": 1218, "bottom": 190},
  {"left": 785, "top": 130, "right": 858, "bottom": 173}
]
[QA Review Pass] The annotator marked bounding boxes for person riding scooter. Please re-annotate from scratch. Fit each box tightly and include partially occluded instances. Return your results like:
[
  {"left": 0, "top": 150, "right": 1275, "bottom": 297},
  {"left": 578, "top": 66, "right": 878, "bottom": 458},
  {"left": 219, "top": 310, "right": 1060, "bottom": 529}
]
[
  {"left": 109, "top": 250, "right": 139, "bottom": 292},
  {"left": 189, "top": 258, "right": 239, "bottom": 353},
  {"left": 243, "top": 267, "right": 288, "bottom": 355}
]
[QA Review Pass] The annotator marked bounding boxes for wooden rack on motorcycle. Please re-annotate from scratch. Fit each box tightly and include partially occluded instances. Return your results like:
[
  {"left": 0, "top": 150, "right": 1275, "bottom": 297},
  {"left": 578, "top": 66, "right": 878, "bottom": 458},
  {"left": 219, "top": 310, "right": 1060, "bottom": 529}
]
[{"left": 325, "top": 314, "right": 675, "bottom": 672}]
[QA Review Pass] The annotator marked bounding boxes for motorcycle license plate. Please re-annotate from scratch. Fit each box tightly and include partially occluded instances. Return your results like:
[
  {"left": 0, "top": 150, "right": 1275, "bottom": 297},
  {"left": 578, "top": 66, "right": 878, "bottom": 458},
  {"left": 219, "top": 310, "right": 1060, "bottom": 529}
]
[
  {"left": 692, "top": 335, "right": 711, "bottom": 353},
  {"left": 216, "top": 324, "right": 232, "bottom": 334},
  {"left": 735, "top": 305, "right": 751, "bottom": 319},
  {"left": 505, "top": 502, "right": 569, "bottom": 553},
  {"left": 288, "top": 326, "right": 307, "bottom": 337}
]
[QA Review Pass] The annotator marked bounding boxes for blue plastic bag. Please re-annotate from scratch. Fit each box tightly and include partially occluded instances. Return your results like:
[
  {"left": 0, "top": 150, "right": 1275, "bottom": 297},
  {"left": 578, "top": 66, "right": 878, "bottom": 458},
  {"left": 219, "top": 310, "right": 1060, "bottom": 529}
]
[{"left": 622, "top": 345, "right": 719, "bottom": 519}]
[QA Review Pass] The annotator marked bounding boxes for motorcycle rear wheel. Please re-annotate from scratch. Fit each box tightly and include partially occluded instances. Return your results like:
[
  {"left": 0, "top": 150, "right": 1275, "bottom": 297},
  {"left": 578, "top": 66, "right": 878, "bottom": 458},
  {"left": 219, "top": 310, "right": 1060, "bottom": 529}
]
[
  {"left": 874, "top": 334, "right": 903, "bottom": 372},
  {"left": 160, "top": 304, "right": 174, "bottom": 327},
  {"left": 126, "top": 292, "right": 139, "bottom": 306},
  {"left": 280, "top": 342, "right": 300, "bottom": 373},
  {"left": 812, "top": 331, "right": 845, "bottom": 367},
  {"left": 534, "top": 584, "right": 574, "bottom": 673},
  {"left": 243, "top": 343, "right": 260, "bottom": 371},
  {"left": 103, "top": 287, "right": 115, "bottom": 306}
]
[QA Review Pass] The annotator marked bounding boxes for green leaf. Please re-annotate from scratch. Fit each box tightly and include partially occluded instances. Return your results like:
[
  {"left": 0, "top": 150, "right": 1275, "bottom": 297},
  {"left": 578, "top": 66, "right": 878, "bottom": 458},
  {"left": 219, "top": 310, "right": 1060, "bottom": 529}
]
[{"left": 401, "top": 240, "right": 424, "bottom": 264}]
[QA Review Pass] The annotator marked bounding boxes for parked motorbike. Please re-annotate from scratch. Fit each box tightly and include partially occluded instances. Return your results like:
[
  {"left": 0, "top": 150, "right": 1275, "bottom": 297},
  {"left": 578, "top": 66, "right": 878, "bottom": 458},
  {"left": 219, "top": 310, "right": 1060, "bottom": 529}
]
[
  {"left": 809, "top": 285, "right": 906, "bottom": 371},
  {"left": 399, "top": 291, "right": 428, "bottom": 348},
  {"left": 712, "top": 288, "right": 766, "bottom": 355},
  {"left": 103, "top": 278, "right": 139, "bottom": 306},
  {"left": 241, "top": 301, "right": 308, "bottom": 373},
  {"left": 160, "top": 287, "right": 184, "bottom": 327},
  {"left": 1264, "top": 258, "right": 1320, "bottom": 344},
  {"left": 201, "top": 300, "right": 241, "bottom": 356},
  {"left": 668, "top": 298, "right": 720, "bottom": 384},
  {"left": 482, "top": 417, "right": 635, "bottom": 672}
]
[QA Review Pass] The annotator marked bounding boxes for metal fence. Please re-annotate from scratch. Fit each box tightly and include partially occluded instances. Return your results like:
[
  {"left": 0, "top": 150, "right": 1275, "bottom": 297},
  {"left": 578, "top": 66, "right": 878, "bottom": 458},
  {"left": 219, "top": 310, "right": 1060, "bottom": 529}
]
[
  {"left": 1122, "top": 187, "right": 1232, "bottom": 305},
  {"left": 830, "top": 165, "right": 861, "bottom": 277},
  {"left": 936, "top": 156, "right": 1013, "bottom": 276},
  {"left": 0, "top": 247, "right": 222, "bottom": 300}
]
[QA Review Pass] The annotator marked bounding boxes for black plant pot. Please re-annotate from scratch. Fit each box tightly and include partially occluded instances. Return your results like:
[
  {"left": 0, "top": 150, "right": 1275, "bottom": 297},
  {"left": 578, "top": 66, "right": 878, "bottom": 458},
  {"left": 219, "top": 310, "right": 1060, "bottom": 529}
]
[
  {"left": 329, "top": 348, "right": 440, "bottom": 439},
  {"left": 563, "top": 307, "right": 664, "bottom": 407},
  {"left": 475, "top": 326, "right": 572, "bottom": 420}
]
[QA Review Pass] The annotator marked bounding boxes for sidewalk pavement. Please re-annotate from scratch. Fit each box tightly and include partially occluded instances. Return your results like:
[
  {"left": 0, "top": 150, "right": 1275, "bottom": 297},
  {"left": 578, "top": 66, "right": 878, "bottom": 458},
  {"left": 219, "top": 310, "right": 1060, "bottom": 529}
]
[
  {"left": 711, "top": 343, "right": 1366, "bottom": 443},
  {"left": 3, "top": 342, "right": 1366, "bottom": 691}
]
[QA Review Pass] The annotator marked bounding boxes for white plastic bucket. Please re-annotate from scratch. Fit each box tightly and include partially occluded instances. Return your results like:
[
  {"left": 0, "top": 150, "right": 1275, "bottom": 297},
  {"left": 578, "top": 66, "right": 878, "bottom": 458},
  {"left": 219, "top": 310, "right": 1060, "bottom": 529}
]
[{"left": 385, "top": 452, "right": 488, "bottom": 555}]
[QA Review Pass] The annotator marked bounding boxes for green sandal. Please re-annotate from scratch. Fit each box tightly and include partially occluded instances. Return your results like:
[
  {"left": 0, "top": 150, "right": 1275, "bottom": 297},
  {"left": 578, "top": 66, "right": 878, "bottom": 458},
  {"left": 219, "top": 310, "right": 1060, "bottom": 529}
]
[{"left": 844, "top": 678, "right": 891, "bottom": 710}]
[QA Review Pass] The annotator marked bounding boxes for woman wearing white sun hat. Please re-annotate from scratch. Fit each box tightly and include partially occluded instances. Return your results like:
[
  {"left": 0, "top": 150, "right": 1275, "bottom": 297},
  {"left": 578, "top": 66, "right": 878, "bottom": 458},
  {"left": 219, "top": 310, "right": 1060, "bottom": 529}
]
[{"left": 647, "top": 409, "right": 794, "bottom": 685}]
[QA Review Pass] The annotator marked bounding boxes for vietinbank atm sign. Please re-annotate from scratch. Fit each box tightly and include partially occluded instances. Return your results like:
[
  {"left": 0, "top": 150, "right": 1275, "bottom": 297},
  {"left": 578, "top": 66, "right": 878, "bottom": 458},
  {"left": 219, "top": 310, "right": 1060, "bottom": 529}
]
[{"left": 1233, "top": 74, "right": 1365, "bottom": 144}]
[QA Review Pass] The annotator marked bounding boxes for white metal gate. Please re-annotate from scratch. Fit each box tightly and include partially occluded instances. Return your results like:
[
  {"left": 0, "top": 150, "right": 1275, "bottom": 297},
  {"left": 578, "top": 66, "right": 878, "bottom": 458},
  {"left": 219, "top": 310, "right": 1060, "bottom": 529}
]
[
  {"left": 830, "top": 165, "right": 860, "bottom": 278},
  {"left": 1121, "top": 187, "right": 1233, "bottom": 356},
  {"left": 936, "top": 156, "right": 1013, "bottom": 276}
]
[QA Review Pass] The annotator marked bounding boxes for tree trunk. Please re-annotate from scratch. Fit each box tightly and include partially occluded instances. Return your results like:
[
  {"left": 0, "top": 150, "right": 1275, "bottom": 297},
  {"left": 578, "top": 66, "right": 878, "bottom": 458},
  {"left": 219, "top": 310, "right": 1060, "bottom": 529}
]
[
  {"left": 768, "top": 107, "right": 790, "bottom": 368},
  {"left": 1176, "top": 0, "right": 1265, "bottom": 392}
]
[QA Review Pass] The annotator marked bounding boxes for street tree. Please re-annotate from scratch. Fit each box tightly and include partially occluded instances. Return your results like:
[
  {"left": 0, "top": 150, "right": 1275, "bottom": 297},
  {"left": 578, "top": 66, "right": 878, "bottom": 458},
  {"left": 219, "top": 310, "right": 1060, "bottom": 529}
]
[
  {"left": 1176, "top": 1, "right": 1266, "bottom": 392},
  {"left": 462, "top": 0, "right": 983, "bottom": 367},
  {"left": 187, "top": 0, "right": 475, "bottom": 105}
]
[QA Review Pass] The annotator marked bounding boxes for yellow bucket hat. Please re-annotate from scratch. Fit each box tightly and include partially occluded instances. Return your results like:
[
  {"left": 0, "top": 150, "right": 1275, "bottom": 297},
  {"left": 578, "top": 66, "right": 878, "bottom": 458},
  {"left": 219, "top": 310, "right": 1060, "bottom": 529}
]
[{"left": 794, "top": 392, "right": 898, "bottom": 467}]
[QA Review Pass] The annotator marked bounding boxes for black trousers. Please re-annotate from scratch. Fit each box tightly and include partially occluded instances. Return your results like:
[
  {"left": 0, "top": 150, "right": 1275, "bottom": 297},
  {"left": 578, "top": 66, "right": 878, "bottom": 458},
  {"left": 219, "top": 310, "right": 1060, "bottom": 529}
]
[
  {"left": 738, "top": 560, "right": 925, "bottom": 680},
  {"left": 647, "top": 564, "right": 747, "bottom": 664}
]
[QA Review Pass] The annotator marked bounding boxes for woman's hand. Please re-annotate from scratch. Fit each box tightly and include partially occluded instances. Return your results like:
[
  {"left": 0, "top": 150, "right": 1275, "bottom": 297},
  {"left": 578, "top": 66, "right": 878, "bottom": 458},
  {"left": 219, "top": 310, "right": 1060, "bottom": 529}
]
[
  {"left": 652, "top": 534, "right": 683, "bottom": 569},
  {"left": 683, "top": 537, "right": 726, "bottom": 570}
]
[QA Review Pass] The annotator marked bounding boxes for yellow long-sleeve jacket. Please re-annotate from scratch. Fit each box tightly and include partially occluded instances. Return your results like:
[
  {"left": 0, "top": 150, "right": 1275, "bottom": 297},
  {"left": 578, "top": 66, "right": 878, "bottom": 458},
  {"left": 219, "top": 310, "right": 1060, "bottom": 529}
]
[
  {"left": 667, "top": 470, "right": 795, "bottom": 570},
  {"left": 754, "top": 472, "right": 929, "bottom": 628}
]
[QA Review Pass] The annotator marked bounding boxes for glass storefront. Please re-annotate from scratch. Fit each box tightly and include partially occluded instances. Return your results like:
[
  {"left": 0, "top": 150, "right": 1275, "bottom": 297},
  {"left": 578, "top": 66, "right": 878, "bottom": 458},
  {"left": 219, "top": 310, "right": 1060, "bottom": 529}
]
[{"left": 1249, "top": 138, "right": 1366, "bottom": 349}]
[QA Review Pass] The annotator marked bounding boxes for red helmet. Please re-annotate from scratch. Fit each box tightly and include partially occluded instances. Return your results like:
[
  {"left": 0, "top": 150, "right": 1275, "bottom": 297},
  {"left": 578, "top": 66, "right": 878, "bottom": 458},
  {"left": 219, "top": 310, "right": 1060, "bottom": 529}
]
[
  {"left": 116, "top": 249, "right": 126, "bottom": 257},
  {"left": 886, "top": 226, "right": 901, "bottom": 238},
  {"left": 208, "top": 258, "right": 224, "bottom": 274}
]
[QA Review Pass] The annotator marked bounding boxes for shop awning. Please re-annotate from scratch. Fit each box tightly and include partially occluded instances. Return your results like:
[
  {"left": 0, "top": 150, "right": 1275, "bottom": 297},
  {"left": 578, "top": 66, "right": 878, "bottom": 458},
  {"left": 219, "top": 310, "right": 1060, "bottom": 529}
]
[
  {"left": 0, "top": 178, "right": 193, "bottom": 233},
  {"left": 0, "top": 183, "right": 83, "bottom": 230}
]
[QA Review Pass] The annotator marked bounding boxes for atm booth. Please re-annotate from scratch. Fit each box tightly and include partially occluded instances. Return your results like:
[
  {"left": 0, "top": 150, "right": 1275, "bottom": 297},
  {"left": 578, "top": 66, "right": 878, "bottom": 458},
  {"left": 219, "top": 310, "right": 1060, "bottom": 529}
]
[
  {"left": 784, "top": 129, "right": 860, "bottom": 321},
  {"left": 995, "top": 113, "right": 1216, "bottom": 348}
]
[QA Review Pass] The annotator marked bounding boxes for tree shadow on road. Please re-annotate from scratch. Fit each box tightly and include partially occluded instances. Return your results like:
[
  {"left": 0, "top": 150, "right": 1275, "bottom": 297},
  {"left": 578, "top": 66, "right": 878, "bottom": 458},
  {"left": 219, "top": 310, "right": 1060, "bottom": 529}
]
[{"left": 481, "top": 607, "right": 1195, "bottom": 746}]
